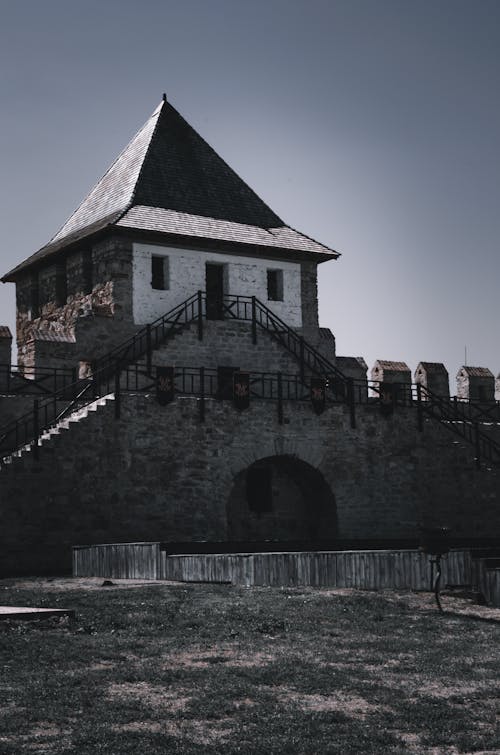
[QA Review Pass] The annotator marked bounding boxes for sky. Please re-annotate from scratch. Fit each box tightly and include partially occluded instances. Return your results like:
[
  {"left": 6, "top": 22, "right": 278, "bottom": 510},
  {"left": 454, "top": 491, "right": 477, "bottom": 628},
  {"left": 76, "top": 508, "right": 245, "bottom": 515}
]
[{"left": 0, "top": 0, "right": 499, "bottom": 387}]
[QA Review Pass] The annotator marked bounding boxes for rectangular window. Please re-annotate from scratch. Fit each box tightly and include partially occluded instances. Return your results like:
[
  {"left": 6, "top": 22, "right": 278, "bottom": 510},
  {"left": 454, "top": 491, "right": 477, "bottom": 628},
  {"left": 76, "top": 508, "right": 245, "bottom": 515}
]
[
  {"left": 151, "top": 255, "right": 169, "bottom": 290},
  {"left": 267, "top": 269, "right": 283, "bottom": 301},
  {"left": 55, "top": 263, "right": 67, "bottom": 306}
]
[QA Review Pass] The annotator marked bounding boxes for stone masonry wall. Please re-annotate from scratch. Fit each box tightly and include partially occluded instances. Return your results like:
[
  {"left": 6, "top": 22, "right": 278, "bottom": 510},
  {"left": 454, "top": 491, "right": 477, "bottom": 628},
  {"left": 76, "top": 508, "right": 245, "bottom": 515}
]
[
  {"left": 0, "top": 394, "right": 499, "bottom": 575},
  {"left": 15, "top": 236, "right": 139, "bottom": 370},
  {"left": 147, "top": 320, "right": 307, "bottom": 376}
]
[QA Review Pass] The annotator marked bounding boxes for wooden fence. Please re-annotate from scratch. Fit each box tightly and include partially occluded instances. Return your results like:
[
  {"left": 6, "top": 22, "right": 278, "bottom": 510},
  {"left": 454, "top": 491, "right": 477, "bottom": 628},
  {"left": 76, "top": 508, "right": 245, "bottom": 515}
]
[
  {"left": 72, "top": 542, "right": 160, "bottom": 579},
  {"left": 72, "top": 543, "right": 500, "bottom": 606},
  {"left": 159, "top": 549, "right": 471, "bottom": 590}
]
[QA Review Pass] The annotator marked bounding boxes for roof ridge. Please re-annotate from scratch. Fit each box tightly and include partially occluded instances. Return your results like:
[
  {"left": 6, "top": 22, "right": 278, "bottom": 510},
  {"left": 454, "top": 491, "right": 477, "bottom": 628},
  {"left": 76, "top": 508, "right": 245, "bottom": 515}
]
[
  {"left": 47, "top": 102, "right": 163, "bottom": 247},
  {"left": 124, "top": 99, "right": 166, "bottom": 218}
]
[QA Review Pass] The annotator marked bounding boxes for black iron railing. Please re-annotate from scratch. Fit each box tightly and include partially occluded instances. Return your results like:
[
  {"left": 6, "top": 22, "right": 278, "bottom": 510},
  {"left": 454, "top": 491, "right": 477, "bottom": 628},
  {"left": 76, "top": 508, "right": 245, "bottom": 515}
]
[
  {"left": 414, "top": 384, "right": 500, "bottom": 467},
  {"left": 92, "top": 292, "right": 350, "bottom": 398},
  {"left": 0, "top": 364, "right": 76, "bottom": 395},
  {"left": 1, "top": 290, "right": 500, "bottom": 467}
]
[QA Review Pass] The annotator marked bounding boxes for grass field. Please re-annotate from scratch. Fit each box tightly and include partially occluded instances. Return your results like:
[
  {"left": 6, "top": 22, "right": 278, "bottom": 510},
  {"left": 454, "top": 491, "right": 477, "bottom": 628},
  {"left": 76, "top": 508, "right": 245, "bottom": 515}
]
[{"left": 0, "top": 578, "right": 499, "bottom": 754}]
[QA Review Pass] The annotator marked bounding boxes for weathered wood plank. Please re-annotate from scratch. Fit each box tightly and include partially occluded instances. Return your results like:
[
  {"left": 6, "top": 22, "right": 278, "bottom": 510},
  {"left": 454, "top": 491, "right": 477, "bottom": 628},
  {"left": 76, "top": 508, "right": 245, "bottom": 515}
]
[{"left": 72, "top": 545, "right": 500, "bottom": 606}]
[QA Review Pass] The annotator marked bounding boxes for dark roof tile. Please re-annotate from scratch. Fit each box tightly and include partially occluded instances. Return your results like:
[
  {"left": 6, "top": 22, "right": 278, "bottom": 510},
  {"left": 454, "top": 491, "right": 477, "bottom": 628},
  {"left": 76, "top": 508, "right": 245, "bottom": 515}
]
[{"left": 3, "top": 100, "right": 338, "bottom": 281}]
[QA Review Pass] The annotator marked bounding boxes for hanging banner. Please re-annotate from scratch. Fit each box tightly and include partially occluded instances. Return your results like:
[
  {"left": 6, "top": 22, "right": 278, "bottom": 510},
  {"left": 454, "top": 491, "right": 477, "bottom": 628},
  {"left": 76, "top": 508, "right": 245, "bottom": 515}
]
[
  {"left": 233, "top": 371, "right": 250, "bottom": 411},
  {"left": 156, "top": 366, "right": 175, "bottom": 406},
  {"left": 311, "top": 377, "right": 327, "bottom": 414},
  {"left": 379, "top": 383, "right": 394, "bottom": 416}
]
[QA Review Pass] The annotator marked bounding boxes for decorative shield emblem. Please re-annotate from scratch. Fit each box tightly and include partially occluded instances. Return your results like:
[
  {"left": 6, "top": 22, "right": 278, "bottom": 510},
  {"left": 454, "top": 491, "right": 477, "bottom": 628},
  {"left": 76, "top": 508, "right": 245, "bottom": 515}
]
[
  {"left": 379, "top": 383, "right": 394, "bottom": 416},
  {"left": 233, "top": 372, "right": 250, "bottom": 411},
  {"left": 156, "top": 366, "right": 174, "bottom": 406},
  {"left": 311, "top": 377, "right": 327, "bottom": 414}
]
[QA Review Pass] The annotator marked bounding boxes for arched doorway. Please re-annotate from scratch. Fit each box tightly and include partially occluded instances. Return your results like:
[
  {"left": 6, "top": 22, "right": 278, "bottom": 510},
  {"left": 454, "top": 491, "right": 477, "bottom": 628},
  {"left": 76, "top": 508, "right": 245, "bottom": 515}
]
[{"left": 227, "top": 455, "right": 337, "bottom": 546}]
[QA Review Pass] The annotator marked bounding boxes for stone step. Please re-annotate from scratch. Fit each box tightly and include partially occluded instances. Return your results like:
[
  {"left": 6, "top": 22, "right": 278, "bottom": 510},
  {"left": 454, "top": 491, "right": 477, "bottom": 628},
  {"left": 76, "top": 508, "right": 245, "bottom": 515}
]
[{"left": 0, "top": 393, "right": 115, "bottom": 468}]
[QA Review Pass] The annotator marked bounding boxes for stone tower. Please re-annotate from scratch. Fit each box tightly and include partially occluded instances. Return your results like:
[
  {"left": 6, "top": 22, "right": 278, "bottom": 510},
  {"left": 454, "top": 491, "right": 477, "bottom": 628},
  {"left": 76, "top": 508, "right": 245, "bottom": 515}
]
[{"left": 2, "top": 98, "right": 339, "bottom": 373}]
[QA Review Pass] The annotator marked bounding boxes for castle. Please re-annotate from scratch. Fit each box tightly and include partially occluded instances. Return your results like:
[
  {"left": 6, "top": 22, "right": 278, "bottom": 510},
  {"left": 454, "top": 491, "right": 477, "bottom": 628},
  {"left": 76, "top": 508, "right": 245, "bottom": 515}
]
[{"left": 0, "top": 98, "right": 499, "bottom": 576}]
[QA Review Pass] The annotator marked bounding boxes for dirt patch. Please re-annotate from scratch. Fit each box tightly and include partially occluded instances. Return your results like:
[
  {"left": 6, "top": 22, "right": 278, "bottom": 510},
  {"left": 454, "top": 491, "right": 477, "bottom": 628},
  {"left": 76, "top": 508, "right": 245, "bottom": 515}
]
[
  {"left": 112, "top": 717, "right": 235, "bottom": 745},
  {"left": 107, "top": 682, "right": 191, "bottom": 713},
  {"left": 277, "top": 686, "right": 388, "bottom": 718},
  {"left": 161, "top": 644, "right": 278, "bottom": 669}
]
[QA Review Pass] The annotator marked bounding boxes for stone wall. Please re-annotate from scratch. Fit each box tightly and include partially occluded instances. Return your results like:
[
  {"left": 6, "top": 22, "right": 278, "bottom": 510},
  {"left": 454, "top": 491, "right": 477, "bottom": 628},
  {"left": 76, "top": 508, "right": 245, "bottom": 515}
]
[
  {"left": 0, "top": 333, "right": 12, "bottom": 366},
  {"left": 15, "top": 236, "right": 138, "bottom": 370},
  {"left": 1, "top": 394, "right": 499, "bottom": 576},
  {"left": 147, "top": 320, "right": 306, "bottom": 375},
  {"left": 300, "top": 261, "right": 319, "bottom": 332}
]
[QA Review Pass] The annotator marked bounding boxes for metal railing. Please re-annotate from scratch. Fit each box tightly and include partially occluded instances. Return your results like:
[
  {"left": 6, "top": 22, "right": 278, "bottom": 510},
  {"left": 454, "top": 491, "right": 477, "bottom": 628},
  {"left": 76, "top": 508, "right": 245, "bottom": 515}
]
[
  {"left": 1, "top": 290, "right": 500, "bottom": 468},
  {"left": 0, "top": 364, "right": 76, "bottom": 395}
]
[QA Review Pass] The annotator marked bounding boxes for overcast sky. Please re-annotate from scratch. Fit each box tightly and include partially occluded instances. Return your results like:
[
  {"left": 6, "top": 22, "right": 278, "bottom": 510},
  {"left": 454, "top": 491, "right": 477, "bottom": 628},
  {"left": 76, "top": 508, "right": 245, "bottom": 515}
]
[{"left": 0, "top": 0, "right": 499, "bottom": 386}]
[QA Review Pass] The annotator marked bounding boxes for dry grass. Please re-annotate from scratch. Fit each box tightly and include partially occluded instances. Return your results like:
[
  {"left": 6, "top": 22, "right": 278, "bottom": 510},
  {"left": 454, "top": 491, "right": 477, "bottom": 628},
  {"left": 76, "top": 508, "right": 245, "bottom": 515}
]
[{"left": 0, "top": 577, "right": 499, "bottom": 754}]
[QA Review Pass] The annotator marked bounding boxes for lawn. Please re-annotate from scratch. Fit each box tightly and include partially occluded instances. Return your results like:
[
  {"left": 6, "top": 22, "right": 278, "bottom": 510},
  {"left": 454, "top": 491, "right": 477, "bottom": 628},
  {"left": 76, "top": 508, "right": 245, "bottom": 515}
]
[{"left": 0, "top": 578, "right": 499, "bottom": 754}]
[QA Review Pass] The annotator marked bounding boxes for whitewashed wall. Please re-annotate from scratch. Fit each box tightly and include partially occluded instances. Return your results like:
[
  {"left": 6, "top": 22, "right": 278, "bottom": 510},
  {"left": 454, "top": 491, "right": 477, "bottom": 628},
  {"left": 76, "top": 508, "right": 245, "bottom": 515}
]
[{"left": 132, "top": 243, "right": 303, "bottom": 326}]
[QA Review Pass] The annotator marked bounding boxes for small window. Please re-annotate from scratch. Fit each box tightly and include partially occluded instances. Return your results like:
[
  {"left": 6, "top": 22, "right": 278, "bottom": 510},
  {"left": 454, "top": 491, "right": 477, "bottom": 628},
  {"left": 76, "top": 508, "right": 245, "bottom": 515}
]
[
  {"left": 267, "top": 269, "right": 283, "bottom": 301},
  {"left": 151, "top": 255, "right": 169, "bottom": 290},
  {"left": 55, "top": 263, "right": 67, "bottom": 306}
]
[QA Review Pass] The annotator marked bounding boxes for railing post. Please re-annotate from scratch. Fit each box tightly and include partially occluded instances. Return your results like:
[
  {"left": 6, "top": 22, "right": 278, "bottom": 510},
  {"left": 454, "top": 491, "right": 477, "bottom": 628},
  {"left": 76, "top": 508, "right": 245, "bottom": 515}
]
[
  {"left": 417, "top": 382, "right": 423, "bottom": 432},
  {"left": 277, "top": 372, "right": 283, "bottom": 424},
  {"left": 71, "top": 367, "right": 77, "bottom": 399},
  {"left": 32, "top": 399, "right": 39, "bottom": 461},
  {"left": 299, "top": 337, "right": 305, "bottom": 383},
  {"left": 146, "top": 324, "right": 152, "bottom": 376},
  {"left": 114, "top": 362, "right": 121, "bottom": 419},
  {"left": 199, "top": 366, "right": 205, "bottom": 422},
  {"left": 347, "top": 377, "right": 356, "bottom": 429},
  {"left": 251, "top": 296, "right": 257, "bottom": 345},
  {"left": 197, "top": 291, "right": 203, "bottom": 341},
  {"left": 474, "top": 423, "right": 481, "bottom": 470}
]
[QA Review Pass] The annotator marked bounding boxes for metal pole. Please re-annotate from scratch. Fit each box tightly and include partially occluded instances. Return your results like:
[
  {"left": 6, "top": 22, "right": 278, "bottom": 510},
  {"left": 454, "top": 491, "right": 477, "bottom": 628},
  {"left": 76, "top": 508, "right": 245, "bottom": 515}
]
[
  {"left": 299, "top": 337, "right": 305, "bottom": 384},
  {"left": 199, "top": 366, "right": 205, "bottom": 422},
  {"left": 197, "top": 291, "right": 203, "bottom": 341},
  {"left": 146, "top": 324, "right": 152, "bottom": 376},
  {"left": 251, "top": 296, "right": 257, "bottom": 345},
  {"left": 114, "top": 362, "right": 121, "bottom": 419},
  {"left": 475, "top": 423, "right": 481, "bottom": 470},
  {"left": 32, "top": 399, "right": 39, "bottom": 461},
  {"left": 277, "top": 372, "right": 283, "bottom": 424},
  {"left": 432, "top": 556, "right": 443, "bottom": 612}
]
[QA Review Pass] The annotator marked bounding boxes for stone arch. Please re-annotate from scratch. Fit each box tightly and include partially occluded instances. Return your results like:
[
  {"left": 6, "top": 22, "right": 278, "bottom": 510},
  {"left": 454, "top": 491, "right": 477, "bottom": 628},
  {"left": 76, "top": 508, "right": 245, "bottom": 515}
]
[{"left": 226, "top": 454, "right": 337, "bottom": 545}]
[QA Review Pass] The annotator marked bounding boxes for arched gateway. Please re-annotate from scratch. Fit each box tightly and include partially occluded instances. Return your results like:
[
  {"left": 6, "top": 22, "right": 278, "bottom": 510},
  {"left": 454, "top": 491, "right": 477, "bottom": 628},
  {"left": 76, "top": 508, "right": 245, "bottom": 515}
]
[{"left": 227, "top": 455, "right": 337, "bottom": 547}]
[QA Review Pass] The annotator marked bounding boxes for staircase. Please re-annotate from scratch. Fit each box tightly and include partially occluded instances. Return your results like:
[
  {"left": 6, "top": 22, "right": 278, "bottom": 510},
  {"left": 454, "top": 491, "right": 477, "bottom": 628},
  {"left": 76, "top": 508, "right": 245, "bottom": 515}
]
[
  {"left": 1, "top": 290, "right": 500, "bottom": 468},
  {"left": 1, "top": 394, "right": 115, "bottom": 467},
  {"left": 416, "top": 385, "right": 500, "bottom": 467}
]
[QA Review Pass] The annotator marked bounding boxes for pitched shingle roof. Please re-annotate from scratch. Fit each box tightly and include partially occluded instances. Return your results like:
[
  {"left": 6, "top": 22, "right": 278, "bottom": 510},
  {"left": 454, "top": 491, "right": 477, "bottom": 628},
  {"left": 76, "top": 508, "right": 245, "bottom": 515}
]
[
  {"left": 372, "top": 360, "right": 411, "bottom": 372},
  {"left": 416, "top": 362, "right": 448, "bottom": 373},
  {"left": 116, "top": 207, "right": 335, "bottom": 256},
  {"left": 459, "top": 366, "right": 494, "bottom": 378},
  {"left": 3, "top": 99, "right": 339, "bottom": 281}
]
